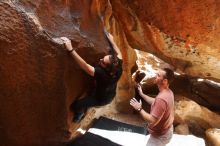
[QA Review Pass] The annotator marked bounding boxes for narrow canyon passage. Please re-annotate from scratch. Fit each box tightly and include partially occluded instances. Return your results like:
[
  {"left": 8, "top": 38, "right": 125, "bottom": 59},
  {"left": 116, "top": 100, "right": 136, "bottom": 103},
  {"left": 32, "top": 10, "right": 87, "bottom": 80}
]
[{"left": 0, "top": 0, "right": 220, "bottom": 146}]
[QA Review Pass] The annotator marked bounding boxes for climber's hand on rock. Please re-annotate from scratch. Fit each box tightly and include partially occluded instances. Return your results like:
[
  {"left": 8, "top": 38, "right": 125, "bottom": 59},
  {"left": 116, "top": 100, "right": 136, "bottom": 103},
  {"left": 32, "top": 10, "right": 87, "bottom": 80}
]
[
  {"left": 137, "top": 84, "right": 143, "bottom": 95},
  {"left": 60, "top": 37, "right": 74, "bottom": 52}
]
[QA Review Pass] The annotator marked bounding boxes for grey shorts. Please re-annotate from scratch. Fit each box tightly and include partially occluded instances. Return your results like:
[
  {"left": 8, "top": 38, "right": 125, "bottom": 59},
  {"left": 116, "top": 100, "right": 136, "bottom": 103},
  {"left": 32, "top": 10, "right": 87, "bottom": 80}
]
[{"left": 147, "top": 126, "right": 173, "bottom": 146}]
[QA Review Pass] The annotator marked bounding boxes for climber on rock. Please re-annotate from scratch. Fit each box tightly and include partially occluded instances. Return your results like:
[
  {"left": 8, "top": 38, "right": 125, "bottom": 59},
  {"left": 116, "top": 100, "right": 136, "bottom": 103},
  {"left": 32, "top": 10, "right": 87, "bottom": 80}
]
[{"left": 61, "top": 30, "right": 123, "bottom": 123}]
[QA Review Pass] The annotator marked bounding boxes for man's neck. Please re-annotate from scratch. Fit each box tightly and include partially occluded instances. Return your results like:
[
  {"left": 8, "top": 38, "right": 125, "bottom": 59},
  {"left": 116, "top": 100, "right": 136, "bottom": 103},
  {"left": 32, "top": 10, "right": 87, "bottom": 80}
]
[{"left": 158, "top": 85, "right": 169, "bottom": 92}]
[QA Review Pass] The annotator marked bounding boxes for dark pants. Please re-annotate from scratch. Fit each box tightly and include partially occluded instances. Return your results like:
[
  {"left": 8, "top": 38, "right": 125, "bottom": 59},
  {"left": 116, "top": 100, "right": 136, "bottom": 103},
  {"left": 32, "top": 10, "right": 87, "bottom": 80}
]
[{"left": 71, "top": 93, "right": 115, "bottom": 113}]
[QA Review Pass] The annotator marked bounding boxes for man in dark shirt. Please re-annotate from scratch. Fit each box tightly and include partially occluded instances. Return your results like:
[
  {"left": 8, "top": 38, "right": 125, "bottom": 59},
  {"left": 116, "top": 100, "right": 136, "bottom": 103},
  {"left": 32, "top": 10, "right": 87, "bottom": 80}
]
[{"left": 61, "top": 31, "right": 123, "bottom": 122}]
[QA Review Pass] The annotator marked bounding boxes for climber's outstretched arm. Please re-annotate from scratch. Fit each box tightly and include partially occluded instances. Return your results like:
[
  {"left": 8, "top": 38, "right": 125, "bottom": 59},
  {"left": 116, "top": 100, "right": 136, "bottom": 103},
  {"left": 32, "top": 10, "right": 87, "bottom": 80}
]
[
  {"left": 104, "top": 30, "right": 122, "bottom": 60},
  {"left": 61, "top": 37, "right": 95, "bottom": 77}
]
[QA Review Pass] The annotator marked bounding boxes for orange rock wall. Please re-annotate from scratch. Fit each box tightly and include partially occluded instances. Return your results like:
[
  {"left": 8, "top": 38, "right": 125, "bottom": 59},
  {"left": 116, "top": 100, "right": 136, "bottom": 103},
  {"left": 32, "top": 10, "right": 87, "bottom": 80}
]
[
  {"left": 109, "top": 0, "right": 220, "bottom": 81},
  {"left": 0, "top": 0, "right": 136, "bottom": 145},
  {"left": 0, "top": 0, "right": 220, "bottom": 146},
  {"left": 0, "top": 0, "right": 110, "bottom": 146}
]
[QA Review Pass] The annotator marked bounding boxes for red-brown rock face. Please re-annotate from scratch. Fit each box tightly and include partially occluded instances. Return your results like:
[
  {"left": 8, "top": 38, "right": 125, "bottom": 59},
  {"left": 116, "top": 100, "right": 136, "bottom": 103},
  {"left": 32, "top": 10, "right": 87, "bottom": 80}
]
[
  {"left": 0, "top": 1, "right": 111, "bottom": 146},
  {"left": 0, "top": 0, "right": 220, "bottom": 146},
  {"left": 109, "top": 0, "right": 220, "bottom": 81}
]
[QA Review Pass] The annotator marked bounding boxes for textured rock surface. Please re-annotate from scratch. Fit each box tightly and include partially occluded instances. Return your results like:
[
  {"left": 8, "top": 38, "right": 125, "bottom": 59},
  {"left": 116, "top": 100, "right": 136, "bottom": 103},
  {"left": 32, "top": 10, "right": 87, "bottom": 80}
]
[
  {"left": 174, "top": 124, "right": 190, "bottom": 135},
  {"left": 174, "top": 96, "right": 220, "bottom": 137},
  {"left": 0, "top": 0, "right": 110, "bottom": 146},
  {"left": 119, "top": 0, "right": 220, "bottom": 81},
  {"left": 1, "top": 0, "right": 220, "bottom": 146},
  {"left": 205, "top": 128, "right": 220, "bottom": 146},
  {"left": 0, "top": 0, "right": 136, "bottom": 145}
]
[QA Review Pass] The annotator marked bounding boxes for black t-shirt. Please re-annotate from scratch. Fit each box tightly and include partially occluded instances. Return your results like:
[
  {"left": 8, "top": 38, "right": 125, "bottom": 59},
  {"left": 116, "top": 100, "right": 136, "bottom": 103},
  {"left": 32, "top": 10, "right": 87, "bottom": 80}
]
[{"left": 93, "top": 60, "right": 122, "bottom": 99}]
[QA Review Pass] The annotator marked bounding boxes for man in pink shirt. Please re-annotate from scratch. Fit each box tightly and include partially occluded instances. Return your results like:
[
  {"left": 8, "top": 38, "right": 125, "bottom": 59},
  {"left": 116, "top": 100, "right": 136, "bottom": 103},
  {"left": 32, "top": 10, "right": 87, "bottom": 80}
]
[{"left": 130, "top": 68, "right": 174, "bottom": 146}]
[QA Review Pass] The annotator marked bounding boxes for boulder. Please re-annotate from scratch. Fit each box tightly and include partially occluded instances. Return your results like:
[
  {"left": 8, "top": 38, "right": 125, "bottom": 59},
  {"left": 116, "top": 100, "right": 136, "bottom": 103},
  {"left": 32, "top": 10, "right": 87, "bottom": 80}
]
[
  {"left": 205, "top": 128, "right": 220, "bottom": 146},
  {"left": 1, "top": 0, "right": 220, "bottom": 146},
  {"left": 175, "top": 124, "right": 190, "bottom": 135},
  {"left": 174, "top": 96, "right": 220, "bottom": 137}
]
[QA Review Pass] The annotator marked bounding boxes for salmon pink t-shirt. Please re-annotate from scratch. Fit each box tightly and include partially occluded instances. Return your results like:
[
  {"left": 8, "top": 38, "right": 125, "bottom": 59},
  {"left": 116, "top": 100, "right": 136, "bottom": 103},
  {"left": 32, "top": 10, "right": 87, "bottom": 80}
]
[{"left": 148, "top": 89, "right": 174, "bottom": 136}]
